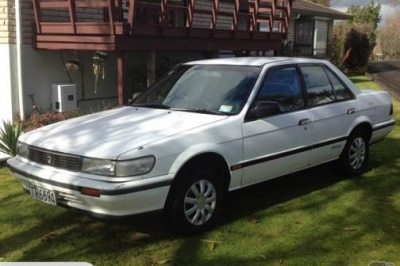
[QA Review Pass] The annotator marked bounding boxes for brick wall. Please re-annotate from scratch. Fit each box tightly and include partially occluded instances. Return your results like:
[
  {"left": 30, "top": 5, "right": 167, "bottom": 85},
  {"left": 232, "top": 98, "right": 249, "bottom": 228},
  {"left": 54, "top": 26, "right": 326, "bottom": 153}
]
[
  {"left": 0, "top": 0, "right": 35, "bottom": 45},
  {"left": 0, "top": 0, "right": 15, "bottom": 44}
]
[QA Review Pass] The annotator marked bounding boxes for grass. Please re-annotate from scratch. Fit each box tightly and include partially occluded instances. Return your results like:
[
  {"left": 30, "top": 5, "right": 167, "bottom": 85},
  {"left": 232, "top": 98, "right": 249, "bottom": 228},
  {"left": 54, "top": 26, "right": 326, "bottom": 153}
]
[{"left": 1, "top": 76, "right": 400, "bottom": 265}]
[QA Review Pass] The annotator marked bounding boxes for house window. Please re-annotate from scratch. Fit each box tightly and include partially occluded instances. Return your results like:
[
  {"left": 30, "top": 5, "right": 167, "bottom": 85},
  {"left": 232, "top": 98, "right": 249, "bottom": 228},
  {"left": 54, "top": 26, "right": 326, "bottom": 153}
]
[
  {"left": 314, "top": 20, "right": 329, "bottom": 56},
  {"left": 294, "top": 19, "right": 330, "bottom": 57},
  {"left": 294, "top": 19, "right": 314, "bottom": 56}
]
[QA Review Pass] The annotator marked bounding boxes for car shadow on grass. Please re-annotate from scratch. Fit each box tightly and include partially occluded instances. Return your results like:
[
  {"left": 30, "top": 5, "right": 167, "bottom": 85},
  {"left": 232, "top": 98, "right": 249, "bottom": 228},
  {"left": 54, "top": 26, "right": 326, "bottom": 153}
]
[
  {"left": 220, "top": 163, "right": 346, "bottom": 225},
  {"left": 4, "top": 163, "right": 348, "bottom": 264}
]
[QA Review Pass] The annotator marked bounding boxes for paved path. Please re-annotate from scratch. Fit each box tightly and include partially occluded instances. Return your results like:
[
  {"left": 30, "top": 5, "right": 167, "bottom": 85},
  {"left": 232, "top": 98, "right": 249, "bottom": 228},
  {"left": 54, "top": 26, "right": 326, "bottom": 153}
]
[{"left": 368, "top": 61, "right": 400, "bottom": 100}]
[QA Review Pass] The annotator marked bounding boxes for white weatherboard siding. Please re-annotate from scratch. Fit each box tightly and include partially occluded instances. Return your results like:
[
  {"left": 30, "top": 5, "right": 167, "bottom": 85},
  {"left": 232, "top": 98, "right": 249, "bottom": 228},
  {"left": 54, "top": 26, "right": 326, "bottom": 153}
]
[
  {"left": 0, "top": 44, "right": 17, "bottom": 123},
  {"left": 20, "top": 46, "right": 119, "bottom": 113},
  {"left": 0, "top": 44, "right": 16, "bottom": 160}
]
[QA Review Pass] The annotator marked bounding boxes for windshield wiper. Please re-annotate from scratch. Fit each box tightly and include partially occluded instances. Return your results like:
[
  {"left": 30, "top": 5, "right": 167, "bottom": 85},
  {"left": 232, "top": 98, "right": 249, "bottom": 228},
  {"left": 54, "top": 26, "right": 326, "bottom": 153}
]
[
  {"left": 171, "top": 108, "right": 227, "bottom": 115},
  {"left": 132, "top": 103, "right": 171, "bottom": 109}
]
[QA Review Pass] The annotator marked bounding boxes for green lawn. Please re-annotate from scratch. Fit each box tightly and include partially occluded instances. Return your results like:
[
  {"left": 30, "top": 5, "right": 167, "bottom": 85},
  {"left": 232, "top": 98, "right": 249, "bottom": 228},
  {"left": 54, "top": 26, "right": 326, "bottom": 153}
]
[{"left": 1, "top": 76, "right": 400, "bottom": 265}]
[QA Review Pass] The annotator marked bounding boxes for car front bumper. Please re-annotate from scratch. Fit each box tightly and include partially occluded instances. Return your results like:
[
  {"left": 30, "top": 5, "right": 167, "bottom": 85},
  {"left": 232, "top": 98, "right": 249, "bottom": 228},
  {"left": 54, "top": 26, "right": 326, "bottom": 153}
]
[{"left": 7, "top": 157, "right": 173, "bottom": 217}]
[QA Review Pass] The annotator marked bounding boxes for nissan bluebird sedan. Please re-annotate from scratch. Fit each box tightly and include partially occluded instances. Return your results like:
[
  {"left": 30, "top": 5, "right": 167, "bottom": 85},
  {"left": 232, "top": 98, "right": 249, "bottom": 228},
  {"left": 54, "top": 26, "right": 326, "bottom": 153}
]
[{"left": 8, "top": 57, "right": 395, "bottom": 234}]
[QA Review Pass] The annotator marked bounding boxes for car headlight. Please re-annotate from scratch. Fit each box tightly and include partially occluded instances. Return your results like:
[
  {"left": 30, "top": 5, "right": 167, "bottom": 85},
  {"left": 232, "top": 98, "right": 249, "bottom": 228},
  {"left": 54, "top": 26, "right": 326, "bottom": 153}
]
[
  {"left": 81, "top": 156, "right": 155, "bottom": 177},
  {"left": 115, "top": 156, "right": 156, "bottom": 177},
  {"left": 17, "top": 141, "right": 29, "bottom": 158},
  {"left": 81, "top": 158, "right": 116, "bottom": 176}
]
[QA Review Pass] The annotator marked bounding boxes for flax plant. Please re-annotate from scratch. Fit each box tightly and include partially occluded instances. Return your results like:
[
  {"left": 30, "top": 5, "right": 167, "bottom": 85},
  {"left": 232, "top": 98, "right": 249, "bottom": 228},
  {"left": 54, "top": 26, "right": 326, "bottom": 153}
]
[{"left": 0, "top": 120, "right": 22, "bottom": 157}]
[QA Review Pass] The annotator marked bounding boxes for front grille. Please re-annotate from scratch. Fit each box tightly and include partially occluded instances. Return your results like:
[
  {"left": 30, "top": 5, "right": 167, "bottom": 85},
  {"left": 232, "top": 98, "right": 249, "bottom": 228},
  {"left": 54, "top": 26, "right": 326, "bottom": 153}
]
[{"left": 28, "top": 146, "right": 81, "bottom": 172}]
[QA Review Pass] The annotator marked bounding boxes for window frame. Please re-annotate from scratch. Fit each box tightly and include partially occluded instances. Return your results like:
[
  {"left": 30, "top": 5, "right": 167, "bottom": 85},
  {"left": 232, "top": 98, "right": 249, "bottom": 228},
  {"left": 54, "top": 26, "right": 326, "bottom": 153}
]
[
  {"left": 298, "top": 63, "right": 356, "bottom": 108},
  {"left": 247, "top": 64, "right": 307, "bottom": 119}
]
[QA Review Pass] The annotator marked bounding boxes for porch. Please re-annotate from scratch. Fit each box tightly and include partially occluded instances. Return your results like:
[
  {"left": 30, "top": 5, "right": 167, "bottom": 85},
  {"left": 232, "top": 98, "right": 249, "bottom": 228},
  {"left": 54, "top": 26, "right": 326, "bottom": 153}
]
[{"left": 31, "top": 0, "right": 294, "bottom": 104}]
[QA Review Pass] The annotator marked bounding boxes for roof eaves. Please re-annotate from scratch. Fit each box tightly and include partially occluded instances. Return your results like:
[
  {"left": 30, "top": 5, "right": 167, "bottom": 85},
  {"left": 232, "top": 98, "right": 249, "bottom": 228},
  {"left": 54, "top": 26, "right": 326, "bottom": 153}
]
[{"left": 292, "top": 0, "right": 352, "bottom": 20}]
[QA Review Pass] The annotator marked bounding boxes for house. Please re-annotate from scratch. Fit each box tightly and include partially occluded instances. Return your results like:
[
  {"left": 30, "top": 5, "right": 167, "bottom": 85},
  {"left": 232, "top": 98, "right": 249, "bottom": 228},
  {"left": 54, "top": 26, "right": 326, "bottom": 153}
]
[
  {"left": 0, "top": 0, "right": 350, "bottom": 127},
  {"left": 287, "top": 0, "right": 351, "bottom": 57}
]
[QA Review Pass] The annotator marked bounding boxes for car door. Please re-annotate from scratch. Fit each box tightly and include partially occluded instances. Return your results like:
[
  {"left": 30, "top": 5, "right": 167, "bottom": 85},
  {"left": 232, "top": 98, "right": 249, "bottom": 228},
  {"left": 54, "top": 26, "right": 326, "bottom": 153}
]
[
  {"left": 299, "top": 64, "right": 357, "bottom": 165},
  {"left": 241, "top": 65, "right": 312, "bottom": 186}
]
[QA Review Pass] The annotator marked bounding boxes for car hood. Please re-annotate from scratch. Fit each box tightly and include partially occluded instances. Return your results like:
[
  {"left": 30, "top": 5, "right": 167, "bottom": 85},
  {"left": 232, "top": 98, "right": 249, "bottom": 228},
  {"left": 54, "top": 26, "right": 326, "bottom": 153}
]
[{"left": 20, "top": 107, "right": 227, "bottom": 159}]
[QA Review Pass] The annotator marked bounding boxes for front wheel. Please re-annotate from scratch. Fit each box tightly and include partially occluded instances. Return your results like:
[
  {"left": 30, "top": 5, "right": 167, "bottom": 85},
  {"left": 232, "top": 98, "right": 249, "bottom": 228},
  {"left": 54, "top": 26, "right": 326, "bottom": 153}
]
[
  {"left": 165, "top": 168, "right": 224, "bottom": 235},
  {"left": 338, "top": 130, "right": 369, "bottom": 176}
]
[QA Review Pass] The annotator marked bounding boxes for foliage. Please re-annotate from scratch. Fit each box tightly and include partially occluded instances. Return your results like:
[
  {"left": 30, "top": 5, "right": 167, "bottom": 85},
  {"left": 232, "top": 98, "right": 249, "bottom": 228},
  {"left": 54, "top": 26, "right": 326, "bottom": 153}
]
[
  {"left": 347, "top": 1, "right": 381, "bottom": 30},
  {"left": 380, "top": 11, "right": 400, "bottom": 60},
  {"left": 347, "top": 1, "right": 380, "bottom": 56},
  {"left": 21, "top": 110, "right": 85, "bottom": 132},
  {"left": 331, "top": 22, "right": 348, "bottom": 69},
  {"left": 0, "top": 121, "right": 22, "bottom": 157},
  {"left": 343, "top": 24, "right": 374, "bottom": 73},
  {"left": 331, "top": 1, "right": 380, "bottom": 70}
]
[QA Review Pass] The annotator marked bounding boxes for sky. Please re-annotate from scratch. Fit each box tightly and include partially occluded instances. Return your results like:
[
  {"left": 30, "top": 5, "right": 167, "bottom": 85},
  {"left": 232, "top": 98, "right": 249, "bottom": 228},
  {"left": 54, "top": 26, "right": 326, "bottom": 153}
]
[{"left": 330, "top": 0, "right": 400, "bottom": 27}]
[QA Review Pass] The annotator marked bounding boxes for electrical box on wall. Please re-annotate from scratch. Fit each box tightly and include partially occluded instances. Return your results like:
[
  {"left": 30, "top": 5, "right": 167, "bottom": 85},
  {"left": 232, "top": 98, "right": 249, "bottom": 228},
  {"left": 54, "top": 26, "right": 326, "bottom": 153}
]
[{"left": 51, "top": 83, "right": 77, "bottom": 112}]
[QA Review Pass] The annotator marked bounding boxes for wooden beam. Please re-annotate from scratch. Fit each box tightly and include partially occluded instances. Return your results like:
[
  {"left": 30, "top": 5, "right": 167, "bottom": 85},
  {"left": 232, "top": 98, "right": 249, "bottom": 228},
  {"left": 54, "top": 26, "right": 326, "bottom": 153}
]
[
  {"left": 35, "top": 42, "right": 116, "bottom": 50},
  {"left": 117, "top": 52, "right": 127, "bottom": 105},
  {"left": 160, "top": 0, "right": 167, "bottom": 25},
  {"left": 115, "top": 35, "right": 283, "bottom": 51},
  {"left": 211, "top": 0, "right": 219, "bottom": 29},
  {"left": 36, "top": 35, "right": 115, "bottom": 43},
  {"left": 67, "top": 0, "right": 77, "bottom": 34},
  {"left": 108, "top": 0, "right": 116, "bottom": 35},
  {"left": 147, "top": 51, "right": 156, "bottom": 87},
  {"left": 128, "top": 0, "right": 135, "bottom": 25},
  {"left": 187, "top": 0, "right": 194, "bottom": 27},
  {"left": 32, "top": 0, "right": 41, "bottom": 34}
]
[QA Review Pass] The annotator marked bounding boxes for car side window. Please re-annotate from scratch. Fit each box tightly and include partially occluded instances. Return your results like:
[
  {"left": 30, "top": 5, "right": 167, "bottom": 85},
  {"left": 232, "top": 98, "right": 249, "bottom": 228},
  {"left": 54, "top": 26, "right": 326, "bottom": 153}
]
[
  {"left": 300, "top": 65, "right": 336, "bottom": 107},
  {"left": 256, "top": 67, "right": 304, "bottom": 115},
  {"left": 325, "top": 69, "right": 354, "bottom": 100}
]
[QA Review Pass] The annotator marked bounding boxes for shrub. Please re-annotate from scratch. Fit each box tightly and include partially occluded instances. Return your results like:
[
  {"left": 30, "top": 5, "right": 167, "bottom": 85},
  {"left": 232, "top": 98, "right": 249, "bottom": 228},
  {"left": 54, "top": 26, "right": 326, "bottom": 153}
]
[
  {"left": 343, "top": 25, "right": 374, "bottom": 73},
  {"left": 0, "top": 120, "right": 23, "bottom": 157},
  {"left": 21, "top": 110, "right": 85, "bottom": 132}
]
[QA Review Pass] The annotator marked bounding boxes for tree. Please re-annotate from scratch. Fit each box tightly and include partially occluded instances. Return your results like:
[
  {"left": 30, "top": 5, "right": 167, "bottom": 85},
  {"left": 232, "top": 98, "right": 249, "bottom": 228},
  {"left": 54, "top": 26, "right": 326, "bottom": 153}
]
[
  {"left": 344, "top": 25, "right": 373, "bottom": 71},
  {"left": 380, "top": 11, "right": 400, "bottom": 59},
  {"left": 331, "top": 1, "right": 381, "bottom": 72},
  {"left": 347, "top": 0, "right": 380, "bottom": 53},
  {"left": 347, "top": 1, "right": 381, "bottom": 30}
]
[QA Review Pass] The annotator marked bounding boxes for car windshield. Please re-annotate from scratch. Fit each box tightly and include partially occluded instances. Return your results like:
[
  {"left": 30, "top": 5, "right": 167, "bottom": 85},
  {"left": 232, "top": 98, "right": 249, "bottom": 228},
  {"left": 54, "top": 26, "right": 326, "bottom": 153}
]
[{"left": 131, "top": 64, "right": 261, "bottom": 115}]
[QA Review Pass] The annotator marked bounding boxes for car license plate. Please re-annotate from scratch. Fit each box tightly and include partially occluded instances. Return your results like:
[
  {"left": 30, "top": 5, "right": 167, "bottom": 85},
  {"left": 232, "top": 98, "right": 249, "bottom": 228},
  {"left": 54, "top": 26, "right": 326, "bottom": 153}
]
[{"left": 29, "top": 185, "right": 57, "bottom": 206}]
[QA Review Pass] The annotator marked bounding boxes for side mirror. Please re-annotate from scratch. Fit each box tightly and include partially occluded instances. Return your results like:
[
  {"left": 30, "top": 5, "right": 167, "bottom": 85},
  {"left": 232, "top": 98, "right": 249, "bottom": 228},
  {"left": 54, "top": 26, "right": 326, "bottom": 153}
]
[{"left": 247, "top": 101, "right": 280, "bottom": 121}]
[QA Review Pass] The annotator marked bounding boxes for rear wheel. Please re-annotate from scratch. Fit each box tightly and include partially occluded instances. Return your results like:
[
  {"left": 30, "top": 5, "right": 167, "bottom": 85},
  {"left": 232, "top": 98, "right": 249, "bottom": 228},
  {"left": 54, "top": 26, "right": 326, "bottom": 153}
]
[
  {"left": 165, "top": 167, "right": 224, "bottom": 235},
  {"left": 338, "top": 130, "right": 369, "bottom": 176}
]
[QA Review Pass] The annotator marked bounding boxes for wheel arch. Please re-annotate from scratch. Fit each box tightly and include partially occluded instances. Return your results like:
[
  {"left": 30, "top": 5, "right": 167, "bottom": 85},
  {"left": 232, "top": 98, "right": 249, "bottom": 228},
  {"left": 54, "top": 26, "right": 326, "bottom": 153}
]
[
  {"left": 164, "top": 152, "right": 231, "bottom": 208},
  {"left": 349, "top": 121, "right": 373, "bottom": 141}
]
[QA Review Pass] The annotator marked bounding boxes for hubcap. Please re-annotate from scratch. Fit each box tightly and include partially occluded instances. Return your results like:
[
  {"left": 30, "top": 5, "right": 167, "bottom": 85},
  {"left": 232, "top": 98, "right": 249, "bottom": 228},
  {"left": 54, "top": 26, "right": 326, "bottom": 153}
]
[
  {"left": 184, "top": 179, "right": 217, "bottom": 226},
  {"left": 349, "top": 137, "right": 366, "bottom": 170}
]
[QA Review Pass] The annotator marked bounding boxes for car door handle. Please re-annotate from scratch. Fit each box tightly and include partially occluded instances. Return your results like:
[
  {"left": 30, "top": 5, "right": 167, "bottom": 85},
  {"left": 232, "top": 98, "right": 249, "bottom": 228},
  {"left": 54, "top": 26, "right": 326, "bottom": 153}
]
[
  {"left": 298, "top": 118, "right": 311, "bottom": 126},
  {"left": 347, "top": 108, "right": 356, "bottom": 114}
]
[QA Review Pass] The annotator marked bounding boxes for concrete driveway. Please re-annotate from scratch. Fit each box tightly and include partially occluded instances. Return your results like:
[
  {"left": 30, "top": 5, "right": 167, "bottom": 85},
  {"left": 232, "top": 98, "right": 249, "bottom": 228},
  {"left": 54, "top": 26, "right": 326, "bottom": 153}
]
[{"left": 368, "top": 61, "right": 400, "bottom": 100}]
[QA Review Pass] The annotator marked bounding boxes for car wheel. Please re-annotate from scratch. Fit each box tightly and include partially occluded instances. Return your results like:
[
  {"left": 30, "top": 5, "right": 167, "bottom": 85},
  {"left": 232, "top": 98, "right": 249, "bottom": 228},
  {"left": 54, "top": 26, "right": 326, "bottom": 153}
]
[
  {"left": 339, "top": 130, "right": 369, "bottom": 176},
  {"left": 165, "top": 167, "right": 224, "bottom": 235}
]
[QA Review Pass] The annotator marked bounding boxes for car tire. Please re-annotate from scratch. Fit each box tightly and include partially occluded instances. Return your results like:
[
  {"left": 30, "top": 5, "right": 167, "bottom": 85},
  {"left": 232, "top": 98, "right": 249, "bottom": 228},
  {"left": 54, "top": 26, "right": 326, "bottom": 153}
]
[
  {"left": 165, "top": 167, "right": 224, "bottom": 235},
  {"left": 338, "top": 130, "right": 369, "bottom": 176}
]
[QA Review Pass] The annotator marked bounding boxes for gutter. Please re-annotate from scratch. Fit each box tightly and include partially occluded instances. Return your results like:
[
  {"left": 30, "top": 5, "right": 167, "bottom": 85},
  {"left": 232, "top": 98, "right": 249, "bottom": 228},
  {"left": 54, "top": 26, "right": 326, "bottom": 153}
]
[{"left": 15, "top": 0, "right": 25, "bottom": 120}]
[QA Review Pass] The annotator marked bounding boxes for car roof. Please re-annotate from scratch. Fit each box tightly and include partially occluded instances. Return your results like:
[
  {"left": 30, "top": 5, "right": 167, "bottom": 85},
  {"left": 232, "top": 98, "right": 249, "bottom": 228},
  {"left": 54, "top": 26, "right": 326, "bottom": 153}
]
[{"left": 184, "top": 57, "right": 327, "bottom": 67}]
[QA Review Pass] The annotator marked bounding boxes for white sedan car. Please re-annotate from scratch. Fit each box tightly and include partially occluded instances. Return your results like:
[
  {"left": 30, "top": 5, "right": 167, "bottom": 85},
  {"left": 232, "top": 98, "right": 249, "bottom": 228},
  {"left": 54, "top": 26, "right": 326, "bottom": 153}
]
[{"left": 8, "top": 57, "right": 395, "bottom": 234}]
